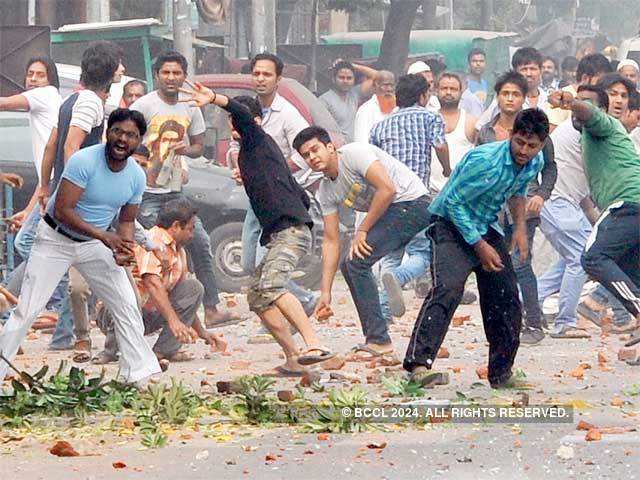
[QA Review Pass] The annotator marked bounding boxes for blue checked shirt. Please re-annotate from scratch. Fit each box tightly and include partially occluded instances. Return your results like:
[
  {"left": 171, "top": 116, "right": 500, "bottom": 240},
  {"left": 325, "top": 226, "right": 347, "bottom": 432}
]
[
  {"left": 429, "top": 140, "right": 544, "bottom": 245},
  {"left": 369, "top": 106, "right": 446, "bottom": 186}
]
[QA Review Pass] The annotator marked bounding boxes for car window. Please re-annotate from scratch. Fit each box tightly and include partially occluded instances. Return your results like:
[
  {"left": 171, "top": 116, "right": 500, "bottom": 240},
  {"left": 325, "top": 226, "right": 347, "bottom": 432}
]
[
  {"left": 0, "top": 112, "right": 33, "bottom": 163},
  {"left": 201, "top": 87, "right": 254, "bottom": 162}
]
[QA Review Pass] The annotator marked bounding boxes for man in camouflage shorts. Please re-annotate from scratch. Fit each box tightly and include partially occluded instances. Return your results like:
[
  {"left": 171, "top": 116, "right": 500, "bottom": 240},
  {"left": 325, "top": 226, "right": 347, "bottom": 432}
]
[
  {"left": 247, "top": 225, "right": 312, "bottom": 313},
  {"left": 179, "top": 83, "right": 336, "bottom": 375}
]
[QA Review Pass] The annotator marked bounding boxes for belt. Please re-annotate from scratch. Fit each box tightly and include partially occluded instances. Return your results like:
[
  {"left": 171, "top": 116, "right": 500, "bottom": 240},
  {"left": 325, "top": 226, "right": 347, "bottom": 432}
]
[{"left": 43, "top": 214, "right": 89, "bottom": 243}]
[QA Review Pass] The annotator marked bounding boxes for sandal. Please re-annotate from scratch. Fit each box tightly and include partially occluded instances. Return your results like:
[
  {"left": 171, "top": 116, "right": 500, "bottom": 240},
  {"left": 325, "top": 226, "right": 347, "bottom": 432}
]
[
  {"left": 159, "top": 350, "right": 195, "bottom": 362},
  {"left": 625, "top": 328, "right": 640, "bottom": 348},
  {"left": 72, "top": 339, "right": 92, "bottom": 363},
  {"left": 32, "top": 312, "right": 58, "bottom": 331},
  {"left": 550, "top": 327, "right": 591, "bottom": 339},
  {"left": 409, "top": 368, "right": 450, "bottom": 388},
  {"left": 91, "top": 350, "right": 118, "bottom": 365},
  {"left": 349, "top": 344, "right": 395, "bottom": 361},
  {"left": 298, "top": 346, "right": 335, "bottom": 366}
]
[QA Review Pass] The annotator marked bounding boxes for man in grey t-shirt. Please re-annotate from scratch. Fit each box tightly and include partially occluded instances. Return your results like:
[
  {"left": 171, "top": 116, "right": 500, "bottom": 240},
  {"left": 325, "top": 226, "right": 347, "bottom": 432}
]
[
  {"left": 131, "top": 51, "right": 242, "bottom": 328},
  {"left": 294, "top": 127, "right": 430, "bottom": 359},
  {"left": 319, "top": 60, "right": 378, "bottom": 142}
]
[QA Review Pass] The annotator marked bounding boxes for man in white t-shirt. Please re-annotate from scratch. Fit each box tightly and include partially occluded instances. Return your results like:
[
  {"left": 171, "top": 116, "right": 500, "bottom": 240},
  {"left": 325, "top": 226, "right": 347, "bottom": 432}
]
[
  {"left": 294, "top": 127, "right": 431, "bottom": 360},
  {"left": 131, "top": 51, "right": 241, "bottom": 329},
  {"left": 0, "top": 56, "right": 61, "bottom": 227}
]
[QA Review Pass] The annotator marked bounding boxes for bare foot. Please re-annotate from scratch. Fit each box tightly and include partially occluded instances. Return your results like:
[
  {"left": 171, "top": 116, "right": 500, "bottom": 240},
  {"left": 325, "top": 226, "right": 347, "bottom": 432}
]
[
  {"left": 204, "top": 308, "right": 245, "bottom": 328},
  {"left": 583, "top": 296, "right": 607, "bottom": 312},
  {"left": 209, "top": 333, "right": 228, "bottom": 353}
]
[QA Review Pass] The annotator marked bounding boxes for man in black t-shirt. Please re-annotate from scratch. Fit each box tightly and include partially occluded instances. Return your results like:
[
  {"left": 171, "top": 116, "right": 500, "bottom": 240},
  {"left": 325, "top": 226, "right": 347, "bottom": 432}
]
[{"left": 180, "top": 82, "right": 335, "bottom": 375}]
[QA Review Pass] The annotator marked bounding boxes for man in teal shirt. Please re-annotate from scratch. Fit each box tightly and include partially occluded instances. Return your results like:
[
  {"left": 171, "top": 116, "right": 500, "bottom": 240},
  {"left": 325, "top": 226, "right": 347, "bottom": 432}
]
[
  {"left": 548, "top": 88, "right": 640, "bottom": 351},
  {"left": 403, "top": 109, "right": 548, "bottom": 389}
]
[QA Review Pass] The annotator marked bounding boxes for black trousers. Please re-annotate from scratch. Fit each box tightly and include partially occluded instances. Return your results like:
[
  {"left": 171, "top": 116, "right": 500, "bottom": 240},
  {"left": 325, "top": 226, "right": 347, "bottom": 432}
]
[
  {"left": 403, "top": 218, "right": 522, "bottom": 385},
  {"left": 582, "top": 202, "right": 640, "bottom": 317}
]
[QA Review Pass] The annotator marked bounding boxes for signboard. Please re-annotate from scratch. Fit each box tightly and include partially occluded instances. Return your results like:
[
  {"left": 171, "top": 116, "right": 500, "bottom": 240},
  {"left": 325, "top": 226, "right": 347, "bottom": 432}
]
[{"left": 573, "top": 17, "right": 599, "bottom": 38}]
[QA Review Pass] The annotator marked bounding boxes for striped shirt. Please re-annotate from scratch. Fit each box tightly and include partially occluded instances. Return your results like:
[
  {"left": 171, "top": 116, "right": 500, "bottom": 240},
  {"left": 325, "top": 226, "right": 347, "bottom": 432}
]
[
  {"left": 133, "top": 226, "right": 187, "bottom": 310},
  {"left": 429, "top": 140, "right": 544, "bottom": 245},
  {"left": 369, "top": 106, "right": 446, "bottom": 187}
]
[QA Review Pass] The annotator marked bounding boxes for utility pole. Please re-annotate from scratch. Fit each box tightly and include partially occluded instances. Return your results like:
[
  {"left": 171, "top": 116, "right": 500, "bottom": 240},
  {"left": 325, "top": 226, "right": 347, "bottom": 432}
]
[
  {"left": 27, "top": 0, "right": 36, "bottom": 25},
  {"left": 87, "top": 0, "right": 110, "bottom": 23},
  {"left": 250, "top": 0, "right": 277, "bottom": 56},
  {"left": 173, "top": 0, "right": 195, "bottom": 76},
  {"left": 481, "top": 0, "right": 494, "bottom": 30},
  {"left": 309, "top": 0, "right": 319, "bottom": 93}
]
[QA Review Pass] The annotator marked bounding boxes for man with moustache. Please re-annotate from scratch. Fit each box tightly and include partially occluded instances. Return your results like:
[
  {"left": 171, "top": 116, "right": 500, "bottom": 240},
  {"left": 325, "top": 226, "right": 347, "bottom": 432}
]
[{"left": 0, "top": 109, "right": 161, "bottom": 387}]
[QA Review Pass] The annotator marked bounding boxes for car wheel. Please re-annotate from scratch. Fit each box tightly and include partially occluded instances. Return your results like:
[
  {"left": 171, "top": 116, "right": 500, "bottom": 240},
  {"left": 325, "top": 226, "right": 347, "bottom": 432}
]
[{"left": 208, "top": 222, "right": 250, "bottom": 293}]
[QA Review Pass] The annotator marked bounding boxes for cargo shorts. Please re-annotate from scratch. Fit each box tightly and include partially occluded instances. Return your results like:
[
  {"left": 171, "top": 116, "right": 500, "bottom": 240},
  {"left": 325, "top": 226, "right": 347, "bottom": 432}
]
[{"left": 247, "top": 225, "right": 312, "bottom": 313}]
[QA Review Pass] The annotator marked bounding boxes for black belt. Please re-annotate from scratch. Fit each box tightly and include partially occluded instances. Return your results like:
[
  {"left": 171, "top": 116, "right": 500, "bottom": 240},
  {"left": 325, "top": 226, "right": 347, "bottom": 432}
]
[{"left": 43, "top": 214, "right": 89, "bottom": 243}]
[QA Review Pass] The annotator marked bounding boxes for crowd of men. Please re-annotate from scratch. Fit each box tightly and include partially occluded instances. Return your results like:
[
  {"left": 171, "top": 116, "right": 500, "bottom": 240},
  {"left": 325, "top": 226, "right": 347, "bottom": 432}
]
[{"left": 0, "top": 39, "right": 639, "bottom": 389}]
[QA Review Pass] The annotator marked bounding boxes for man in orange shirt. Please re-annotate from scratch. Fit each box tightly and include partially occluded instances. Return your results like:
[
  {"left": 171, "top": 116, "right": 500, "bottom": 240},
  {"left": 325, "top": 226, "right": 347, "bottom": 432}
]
[{"left": 93, "top": 198, "right": 226, "bottom": 364}]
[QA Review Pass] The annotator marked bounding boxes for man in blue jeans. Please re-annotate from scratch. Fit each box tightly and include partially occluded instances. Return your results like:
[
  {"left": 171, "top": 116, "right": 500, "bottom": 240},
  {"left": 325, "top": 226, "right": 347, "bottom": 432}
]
[
  {"left": 130, "top": 51, "right": 241, "bottom": 328},
  {"left": 237, "top": 53, "right": 321, "bottom": 325},
  {"left": 477, "top": 70, "right": 557, "bottom": 345},
  {"left": 369, "top": 73, "right": 450, "bottom": 320},
  {"left": 294, "top": 127, "right": 432, "bottom": 361},
  {"left": 8, "top": 42, "right": 121, "bottom": 350}
]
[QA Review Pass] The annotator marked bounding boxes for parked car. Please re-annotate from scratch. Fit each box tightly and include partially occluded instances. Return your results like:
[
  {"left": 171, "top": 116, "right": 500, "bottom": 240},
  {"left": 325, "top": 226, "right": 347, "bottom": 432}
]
[
  {"left": 189, "top": 74, "right": 349, "bottom": 292},
  {"left": 0, "top": 74, "right": 349, "bottom": 293}
]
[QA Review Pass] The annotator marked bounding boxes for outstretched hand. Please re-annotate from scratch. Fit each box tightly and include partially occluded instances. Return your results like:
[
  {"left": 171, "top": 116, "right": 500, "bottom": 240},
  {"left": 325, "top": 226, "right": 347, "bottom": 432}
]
[{"left": 178, "top": 79, "right": 216, "bottom": 108}]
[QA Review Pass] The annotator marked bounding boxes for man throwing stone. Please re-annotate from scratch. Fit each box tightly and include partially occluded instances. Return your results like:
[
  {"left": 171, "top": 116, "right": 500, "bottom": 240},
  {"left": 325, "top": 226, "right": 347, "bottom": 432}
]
[{"left": 0, "top": 109, "right": 161, "bottom": 386}]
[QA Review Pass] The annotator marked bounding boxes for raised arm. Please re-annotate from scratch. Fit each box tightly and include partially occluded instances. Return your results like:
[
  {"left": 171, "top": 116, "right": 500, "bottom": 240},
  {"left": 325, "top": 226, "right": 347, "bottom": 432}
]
[
  {"left": 0, "top": 94, "right": 29, "bottom": 111},
  {"left": 548, "top": 90, "right": 594, "bottom": 124},
  {"left": 352, "top": 62, "right": 379, "bottom": 97}
]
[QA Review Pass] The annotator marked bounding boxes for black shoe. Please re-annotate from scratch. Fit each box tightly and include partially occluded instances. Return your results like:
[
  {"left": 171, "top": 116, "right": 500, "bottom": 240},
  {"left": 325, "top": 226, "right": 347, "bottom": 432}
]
[
  {"left": 520, "top": 327, "right": 545, "bottom": 345},
  {"left": 460, "top": 290, "right": 477, "bottom": 305}
]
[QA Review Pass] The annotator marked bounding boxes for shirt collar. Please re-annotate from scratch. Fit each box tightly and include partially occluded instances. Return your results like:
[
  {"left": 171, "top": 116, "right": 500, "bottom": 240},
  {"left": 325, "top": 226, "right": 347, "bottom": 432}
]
[
  {"left": 151, "top": 226, "right": 178, "bottom": 249},
  {"left": 269, "top": 93, "right": 284, "bottom": 112}
]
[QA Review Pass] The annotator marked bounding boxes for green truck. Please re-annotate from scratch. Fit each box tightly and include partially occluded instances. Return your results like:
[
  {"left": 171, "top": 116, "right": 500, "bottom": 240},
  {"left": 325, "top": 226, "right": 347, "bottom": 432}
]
[{"left": 322, "top": 29, "right": 518, "bottom": 85}]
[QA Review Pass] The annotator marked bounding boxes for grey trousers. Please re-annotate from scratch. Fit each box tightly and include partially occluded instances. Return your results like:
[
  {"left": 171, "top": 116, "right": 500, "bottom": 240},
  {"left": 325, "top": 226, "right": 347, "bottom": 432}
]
[{"left": 97, "top": 277, "right": 204, "bottom": 358}]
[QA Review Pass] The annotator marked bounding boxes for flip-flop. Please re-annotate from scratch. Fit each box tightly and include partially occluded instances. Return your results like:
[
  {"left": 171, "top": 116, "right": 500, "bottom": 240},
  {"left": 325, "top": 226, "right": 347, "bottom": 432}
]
[
  {"left": 160, "top": 350, "right": 194, "bottom": 362},
  {"left": 298, "top": 346, "right": 336, "bottom": 366},
  {"left": 268, "top": 365, "right": 307, "bottom": 377},
  {"left": 550, "top": 327, "right": 591, "bottom": 339},
  {"left": 410, "top": 369, "right": 450, "bottom": 388},
  {"left": 32, "top": 312, "right": 58, "bottom": 330},
  {"left": 349, "top": 344, "right": 395, "bottom": 360},
  {"left": 625, "top": 328, "right": 640, "bottom": 347}
]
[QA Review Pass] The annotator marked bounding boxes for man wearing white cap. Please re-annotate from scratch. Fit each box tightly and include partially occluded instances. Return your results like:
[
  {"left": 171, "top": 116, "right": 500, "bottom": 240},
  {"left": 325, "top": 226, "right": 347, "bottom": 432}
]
[
  {"left": 408, "top": 60, "right": 484, "bottom": 116},
  {"left": 617, "top": 59, "right": 639, "bottom": 88}
]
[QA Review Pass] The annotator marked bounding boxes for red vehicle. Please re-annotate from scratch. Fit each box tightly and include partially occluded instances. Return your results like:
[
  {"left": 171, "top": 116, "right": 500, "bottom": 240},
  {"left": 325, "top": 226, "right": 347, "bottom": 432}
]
[{"left": 193, "top": 74, "right": 344, "bottom": 166}]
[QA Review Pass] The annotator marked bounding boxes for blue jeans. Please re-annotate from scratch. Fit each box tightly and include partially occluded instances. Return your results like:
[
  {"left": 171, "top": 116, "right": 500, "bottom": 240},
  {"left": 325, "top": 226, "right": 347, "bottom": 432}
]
[
  {"left": 9, "top": 208, "right": 74, "bottom": 347},
  {"left": 591, "top": 284, "right": 632, "bottom": 325},
  {"left": 341, "top": 198, "right": 431, "bottom": 345},
  {"left": 537, "top": 198, "right": 590, "bottom": 331},
  {"left": 138, "top": 192, "right": 220, "bottom": 307},
  {"left": 379, "top": 228, "right": 431, "bottom": 321},
  {"left": 504, "top": 218, "right": 542, "bottom": 329},
  {"left": 241, "top": 206, "right": 317, "bottom": 311}
]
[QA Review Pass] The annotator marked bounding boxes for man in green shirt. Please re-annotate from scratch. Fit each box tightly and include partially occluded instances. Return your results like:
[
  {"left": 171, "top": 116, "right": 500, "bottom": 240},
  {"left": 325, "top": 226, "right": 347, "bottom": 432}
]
[{"left": 549, "top": 87, "right": 640, "bottom": 350}]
